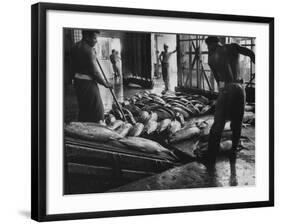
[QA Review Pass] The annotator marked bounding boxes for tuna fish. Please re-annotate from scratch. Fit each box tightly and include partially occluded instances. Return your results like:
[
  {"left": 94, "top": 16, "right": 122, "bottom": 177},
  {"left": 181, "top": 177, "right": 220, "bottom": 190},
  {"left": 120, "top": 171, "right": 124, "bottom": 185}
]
[
  {"left": 124, "top": 104, "right": 142, "bottom": 117},
  {"left": 129, "top": 122, "right": 144, "bottom": 137},
  {"left": 200, "top": 105, "right": 212, "bottom": 114},
  {"left": 117, "top": 123, "right": 133, "bottom": 137},
  {"left": 144, "top": 120, "right": 158, "bottom": 134},
  {"left": 169, "top": 120, "right": 181, "bottom": 135},
  {"left": 195, "top": 95, "right": 210, "bottom": 104},
  {"left": 117, "top": 136, "right": 177, "bottom": 159},
  {"left": 123, "top": 108, "right": 136, "bottom": 124},
  {"left": 175, "top": 112, "right": 185, "bottom": 126},
  {"left": 149, "top": 112, "right": 158, "bottom": 122},
  {"left": 112, "top": 108, "right": 123, "bottom": 120},
  {"left": 130, "top": 96, "right": 138, "bottom": 104},
  {"left": 158, "top": 119, "right": 172, "bottom": 133},
  {"left": 65, "top": 122, "right": 123, "bottom": 142},
  {"left": 190, "top": 99, "right": 204, "bottom": 105},
  {"left": 169, "top": 101, "right": 189, "bottom": 108},
  {"left": 172, "top": 107, "right": 190, "bottom": 119},
  {"left": 185, "top": 105, "right": 197, "bottom": 116},
  {"left": 178, "top": 98, "right": 190, "bottom": 104},
  {"left": 142, "top": 104, "right": 160, "bottom": 112},
  {"left": 139, "top": 111, "right": 150, "bottom": 123},
  {"left": 199, "top": 119, "right": 231, "bottom": 141},
  {"left": 108, "top": 120, "right": 124, "bottom": 130},
  {"left": 150, "top": 95, "right": 166, "bottom": 105},
  {"left": 154, "top": 109, "right": 173, "bottom": 120},
  {"left": 122, "top": 100, "right": 130, "bottom": 106},
  {"left": 169, "top": 126, "right": 201, "bottom": 143}
]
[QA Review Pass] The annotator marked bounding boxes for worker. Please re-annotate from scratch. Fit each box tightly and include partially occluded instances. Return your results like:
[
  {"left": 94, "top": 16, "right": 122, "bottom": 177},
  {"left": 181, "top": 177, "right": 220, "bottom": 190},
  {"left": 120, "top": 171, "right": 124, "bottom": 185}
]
[
  {"left": 110, "top": 49, "right": 118, "bottom": 78},
  {"left": 115, "top": 50, "right": 122, "bottom": 78},
  {"left": 70, "top": 29, "right": 112, "bottom": 122},
  {"left": 159, "top": 44, "right": 177, "bottom": 92},
  {"left": 205, "top": 36, "right": 255, "bottom": 169}
]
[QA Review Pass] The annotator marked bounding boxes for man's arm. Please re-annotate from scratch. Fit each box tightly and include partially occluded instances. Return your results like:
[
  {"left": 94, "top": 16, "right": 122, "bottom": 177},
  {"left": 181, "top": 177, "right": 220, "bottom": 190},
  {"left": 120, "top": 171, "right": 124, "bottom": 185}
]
[
  {"left": 158, "top": 52, "right": 163, "bottom": 63},
  {"left": 232, "top": 43, "right": 255, "bottom": 63}
]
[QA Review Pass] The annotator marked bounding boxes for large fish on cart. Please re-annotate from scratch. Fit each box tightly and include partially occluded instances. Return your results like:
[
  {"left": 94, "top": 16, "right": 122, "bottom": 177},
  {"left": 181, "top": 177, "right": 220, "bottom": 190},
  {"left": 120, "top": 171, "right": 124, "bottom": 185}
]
[
  {"left": 117, "top": 136, "right": 178, "bottom": 160},
  {"left": 65, "top": 122, "right": 123, "bottom": 142}
]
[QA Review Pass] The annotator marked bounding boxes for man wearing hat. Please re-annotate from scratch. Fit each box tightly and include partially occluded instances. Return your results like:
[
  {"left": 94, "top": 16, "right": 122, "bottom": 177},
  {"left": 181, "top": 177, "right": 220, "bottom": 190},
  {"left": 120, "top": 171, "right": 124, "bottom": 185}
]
[
  {"left": 70, "top": 29, "right": 112, "bottom": 122},
  {"left": 159, "top": 44, "right": 177, "bottom": 92},
  {"left": 204, "top": 36, "right": 255, "bottom": 169}
]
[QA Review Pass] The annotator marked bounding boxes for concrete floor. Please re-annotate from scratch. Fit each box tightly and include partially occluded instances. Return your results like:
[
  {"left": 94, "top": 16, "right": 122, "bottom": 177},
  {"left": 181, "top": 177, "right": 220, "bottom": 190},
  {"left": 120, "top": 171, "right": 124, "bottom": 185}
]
[
  {"left": 109, "top": 127, "right": 255, "bottom": 192},
  {"left": 64, "top": 75, "right": 255, "bottom": 191}
]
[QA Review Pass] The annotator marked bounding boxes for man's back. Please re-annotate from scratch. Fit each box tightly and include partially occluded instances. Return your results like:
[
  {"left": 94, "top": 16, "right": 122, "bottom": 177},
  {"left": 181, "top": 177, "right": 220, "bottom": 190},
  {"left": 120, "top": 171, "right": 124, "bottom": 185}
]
[
  {"left": 71, "top": 40, "right": 95, "bottom": 76},
  {"left": 208, "top": 44, "right": 240, "bottom": 83}
]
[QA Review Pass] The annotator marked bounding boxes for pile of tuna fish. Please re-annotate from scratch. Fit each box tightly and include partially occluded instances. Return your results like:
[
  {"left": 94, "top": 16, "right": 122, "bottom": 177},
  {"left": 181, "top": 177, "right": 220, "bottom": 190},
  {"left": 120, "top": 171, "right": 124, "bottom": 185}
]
[
  {"left": 103, "top": 90, "right": 255, "bottom": 159},
  {"left": 65, "top": 90, "right": 255, "bottom": 162},
  {"left": 65, "top": 91, "right": 216, "bottom": 162},
  {"left": 106, "top": 91, "right": 216, "bottom": 142},
  {"left": 64, "top": 122, "right": 178, "bottom": 161}
]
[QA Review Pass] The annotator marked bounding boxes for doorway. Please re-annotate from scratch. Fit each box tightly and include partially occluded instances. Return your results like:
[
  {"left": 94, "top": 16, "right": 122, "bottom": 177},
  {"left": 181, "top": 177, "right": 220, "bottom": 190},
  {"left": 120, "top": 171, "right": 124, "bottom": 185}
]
[{"left": 152, "top": 33, "right": 178, "bottom": 91}]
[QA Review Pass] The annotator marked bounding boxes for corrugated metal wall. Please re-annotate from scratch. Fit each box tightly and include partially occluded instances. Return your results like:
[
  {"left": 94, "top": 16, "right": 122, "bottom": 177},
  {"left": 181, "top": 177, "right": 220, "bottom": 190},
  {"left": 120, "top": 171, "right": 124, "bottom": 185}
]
[{"left": 122, "top": 32, "right": 152, "bottom": 79}]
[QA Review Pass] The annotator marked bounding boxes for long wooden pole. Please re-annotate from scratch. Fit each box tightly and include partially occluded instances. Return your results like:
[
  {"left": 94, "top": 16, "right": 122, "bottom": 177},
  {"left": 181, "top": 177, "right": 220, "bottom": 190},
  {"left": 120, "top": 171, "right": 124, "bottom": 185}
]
[{"left": 96, "top": 59, "right": 127, "bottom": 121}]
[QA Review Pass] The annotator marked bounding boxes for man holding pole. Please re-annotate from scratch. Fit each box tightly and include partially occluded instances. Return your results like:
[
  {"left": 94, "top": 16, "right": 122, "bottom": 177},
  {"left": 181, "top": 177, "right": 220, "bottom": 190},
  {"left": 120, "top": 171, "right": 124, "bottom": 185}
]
[
  {"left": 70, "top": 29, "right": 112, "bottom": 122},
  {"left": 204, "top": 36, "right": 255, "bottom": 169}
]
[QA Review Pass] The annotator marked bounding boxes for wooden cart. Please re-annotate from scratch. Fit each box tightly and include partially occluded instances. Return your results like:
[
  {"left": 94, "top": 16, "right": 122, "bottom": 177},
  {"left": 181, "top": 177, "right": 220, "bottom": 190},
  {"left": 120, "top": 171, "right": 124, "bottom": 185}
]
[{"left": 64, "top": 137, "right": 179, "bottom": 194}]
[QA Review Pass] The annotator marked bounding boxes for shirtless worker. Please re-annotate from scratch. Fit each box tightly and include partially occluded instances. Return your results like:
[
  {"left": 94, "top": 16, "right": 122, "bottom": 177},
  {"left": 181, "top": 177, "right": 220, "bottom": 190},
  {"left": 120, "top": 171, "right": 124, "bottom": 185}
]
[
  {"left": 205, "top": 36, "right": 255, "bottom": 168},
  {"left": 70, "top": 29, "right": 112, "bottom": 122},
  {"left": 159, "top": 44, "right": 177, "bottom": 92}
]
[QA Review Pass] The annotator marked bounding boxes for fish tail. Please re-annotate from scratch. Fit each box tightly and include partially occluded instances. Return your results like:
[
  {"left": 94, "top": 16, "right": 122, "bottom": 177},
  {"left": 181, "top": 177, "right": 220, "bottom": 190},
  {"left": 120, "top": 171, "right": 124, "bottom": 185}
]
[{"left": 168, "top": 151, "right": 179, "bottom": 161}]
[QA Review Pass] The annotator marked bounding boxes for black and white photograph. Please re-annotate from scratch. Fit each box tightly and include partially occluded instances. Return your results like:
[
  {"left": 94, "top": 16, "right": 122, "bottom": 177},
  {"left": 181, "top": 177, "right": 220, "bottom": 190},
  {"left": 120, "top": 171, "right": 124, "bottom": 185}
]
[
  {"left": 30, "top": 2, "right": 274, "bottom": 222},
  {"left": 0, "top": 0, "right": 279, "bottom": 223},
  {"left": 63, "top": 28, "right": 256, "bottom": 195}
]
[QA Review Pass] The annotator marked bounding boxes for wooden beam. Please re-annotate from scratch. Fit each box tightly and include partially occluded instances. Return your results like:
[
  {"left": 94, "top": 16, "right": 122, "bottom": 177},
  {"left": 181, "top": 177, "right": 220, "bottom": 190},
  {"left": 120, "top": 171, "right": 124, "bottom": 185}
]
[
  {"left": 68, "top": 163, "right": 155, "bottom": 181},
  {"left": 66, "top": 143, "right": 175, "bottom": 173}
]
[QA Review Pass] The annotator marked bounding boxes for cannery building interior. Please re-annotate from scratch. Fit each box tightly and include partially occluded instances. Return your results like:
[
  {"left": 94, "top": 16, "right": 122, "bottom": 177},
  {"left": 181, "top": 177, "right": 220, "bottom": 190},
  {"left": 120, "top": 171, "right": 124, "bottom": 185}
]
[
  {"left": 64, "top": 29, "right": 255, "bottom": 121},
  {"left": 64, "top": 29, "right": 255, "bottom": 193}
]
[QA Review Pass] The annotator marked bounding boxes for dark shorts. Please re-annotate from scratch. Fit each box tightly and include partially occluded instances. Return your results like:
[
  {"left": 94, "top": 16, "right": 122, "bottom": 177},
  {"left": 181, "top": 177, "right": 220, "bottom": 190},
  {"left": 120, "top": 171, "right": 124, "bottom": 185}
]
[
  {"left": 208, "top": 83, "right": 245, "bottom": 154},
  {"left": 216, "top": 83, "right": 245, "bottom": 123},
  {"left": 74, "top": 78, "right": 104, "bottom": 122}
]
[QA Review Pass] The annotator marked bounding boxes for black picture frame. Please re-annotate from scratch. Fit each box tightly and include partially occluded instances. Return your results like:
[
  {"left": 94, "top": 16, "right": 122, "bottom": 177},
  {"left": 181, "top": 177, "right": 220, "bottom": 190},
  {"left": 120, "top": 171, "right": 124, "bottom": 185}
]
[{"left": 31, "top": 2, "right": 274, "bottom": 222}]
